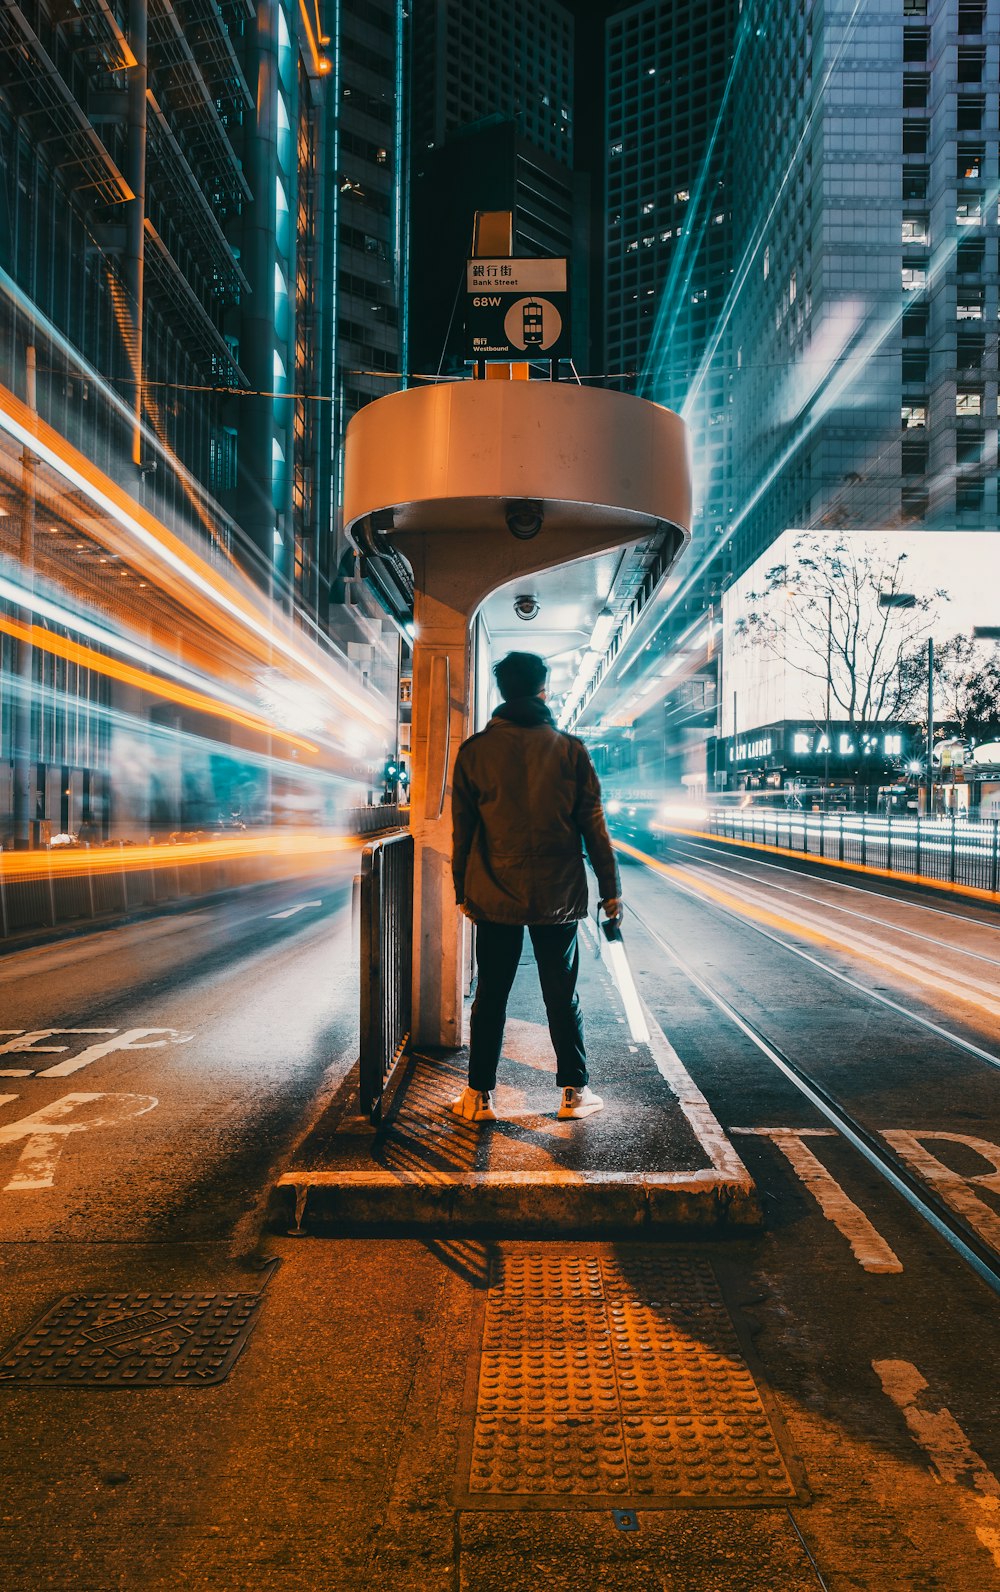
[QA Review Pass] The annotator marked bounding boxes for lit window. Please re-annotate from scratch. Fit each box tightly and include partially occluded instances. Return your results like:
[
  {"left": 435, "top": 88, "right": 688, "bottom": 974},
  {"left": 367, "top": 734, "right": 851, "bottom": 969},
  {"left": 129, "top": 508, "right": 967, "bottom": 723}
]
[
  {"left": 957, "top": 293, "right": 984, "bottom": 319},
  {"left": 660, "top": 229, "right": 673, "bottom": 241},
  {"left": 609, "top": 140, "right": 623, "bottom": 157},
  {"left": 901, "top": 403, "right": 927, "bottom": 428},
  {"left": 901, "top": 265, "right": 927, "bottom": 291},
  {"left": 763, "top": 245, "right": 770, "bottom": 280},
  {"left": 713, "top": 212, "right": 725, "bottom": 224},
  {"left": 642, "top": 201, "right": 654, "bottom": 214},
  {"left": 674, "top": 189, "right": 689, "bottom": 203},
  {"left": 789, "top": 270, "right": 797, "bottom": 304},
  {"left": 902, "top": 217, "right": 929, "bottom": 242},
  {"left": 957, "top": 197, "right": 983, "bottom": 224},
  {"left": 626, "top": 240, "right": 638, "bottom": 252},
  {"left": 956, "top": 390, "right": 982, "bottom": 415},
  {"left": 642, "top": 235, "right": 654, "bottom": 247}
]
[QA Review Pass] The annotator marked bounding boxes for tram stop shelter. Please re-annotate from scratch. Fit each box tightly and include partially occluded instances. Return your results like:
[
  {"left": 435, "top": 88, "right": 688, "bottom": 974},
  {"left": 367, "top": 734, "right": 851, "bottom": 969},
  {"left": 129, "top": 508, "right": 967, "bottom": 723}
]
[{"left": 270, "top": 340, "right": 759, "bottom": 1235}]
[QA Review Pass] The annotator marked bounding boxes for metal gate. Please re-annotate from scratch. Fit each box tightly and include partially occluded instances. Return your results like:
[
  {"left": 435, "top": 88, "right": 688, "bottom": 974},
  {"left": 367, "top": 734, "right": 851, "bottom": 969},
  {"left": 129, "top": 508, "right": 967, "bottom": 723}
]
[{"left": 358, "top": 830, "right": 414, "bottom": 1123}]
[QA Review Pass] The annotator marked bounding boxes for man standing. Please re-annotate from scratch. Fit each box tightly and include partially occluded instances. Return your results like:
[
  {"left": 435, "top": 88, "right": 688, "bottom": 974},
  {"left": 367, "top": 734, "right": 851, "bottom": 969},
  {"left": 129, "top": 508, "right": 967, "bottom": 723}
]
[{"left": 450, "top": 650, "right": 622, "bottom": 1123}]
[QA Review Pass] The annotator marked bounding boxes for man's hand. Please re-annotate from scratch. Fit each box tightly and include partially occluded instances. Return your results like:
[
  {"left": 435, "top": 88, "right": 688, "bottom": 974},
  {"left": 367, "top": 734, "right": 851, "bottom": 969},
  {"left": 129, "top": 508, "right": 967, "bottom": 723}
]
[{"left": 600, "top": 897, "right": 623, "bottom": 925}]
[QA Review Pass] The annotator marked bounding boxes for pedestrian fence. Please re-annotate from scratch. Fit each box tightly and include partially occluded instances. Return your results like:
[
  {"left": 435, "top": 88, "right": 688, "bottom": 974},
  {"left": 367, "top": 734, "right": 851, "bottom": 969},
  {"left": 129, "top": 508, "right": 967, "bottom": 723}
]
[
  {"left": 357, "top": 829, "right": 414, "bottom": 1124},
  {"left": 706, "top": 809, "right": 1000, "bottom": 896}
]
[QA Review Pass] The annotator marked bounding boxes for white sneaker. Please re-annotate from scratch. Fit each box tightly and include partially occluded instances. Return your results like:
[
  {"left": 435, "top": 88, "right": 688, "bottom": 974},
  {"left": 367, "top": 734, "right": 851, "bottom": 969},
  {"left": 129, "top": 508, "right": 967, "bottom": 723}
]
[
  {"left": 558, "top": 1085, "right": 604, "bottom": 1119},
  {"left": 450, "top": 1086, "right": 497, "bottom": 1122}
]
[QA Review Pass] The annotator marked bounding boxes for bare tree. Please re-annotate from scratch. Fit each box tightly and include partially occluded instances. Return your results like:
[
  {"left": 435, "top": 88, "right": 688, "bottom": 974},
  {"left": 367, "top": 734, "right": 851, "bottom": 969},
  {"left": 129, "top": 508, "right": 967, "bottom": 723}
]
[
  {"left": 933, "top": 635, "right": 1000, "bottom": 739},
  {"left": 734, "top": 535, "right": 947, "bottom": 736}
]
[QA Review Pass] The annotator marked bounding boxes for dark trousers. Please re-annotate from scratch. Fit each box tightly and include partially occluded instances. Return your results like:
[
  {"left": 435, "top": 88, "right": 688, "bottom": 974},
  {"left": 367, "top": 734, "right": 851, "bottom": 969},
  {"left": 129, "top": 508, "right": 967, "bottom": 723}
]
[{"left": 468, "top": 921, "right": 588, "bottom": 1093}]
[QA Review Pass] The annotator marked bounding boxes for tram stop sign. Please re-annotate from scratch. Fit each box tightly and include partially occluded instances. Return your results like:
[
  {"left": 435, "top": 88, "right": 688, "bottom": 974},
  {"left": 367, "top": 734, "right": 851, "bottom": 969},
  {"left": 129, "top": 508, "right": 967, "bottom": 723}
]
[{"left": 465, "top": 257, "right": 570, "bottom": 361}]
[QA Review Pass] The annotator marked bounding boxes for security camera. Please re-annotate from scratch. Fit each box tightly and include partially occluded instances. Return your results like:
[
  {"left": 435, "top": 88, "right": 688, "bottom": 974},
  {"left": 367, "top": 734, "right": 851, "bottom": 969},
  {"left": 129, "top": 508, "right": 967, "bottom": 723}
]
[
  {"left": 505, "top": 500, "right": 544, "bottom": 539},
  {"left": 513, "top": 594, "right": 540, "bottom": 621}
]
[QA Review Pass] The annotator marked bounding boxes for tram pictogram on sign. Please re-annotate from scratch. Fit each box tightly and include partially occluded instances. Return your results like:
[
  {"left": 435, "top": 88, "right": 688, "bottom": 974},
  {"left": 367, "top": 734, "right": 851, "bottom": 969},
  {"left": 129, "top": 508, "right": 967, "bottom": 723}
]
[{"left": 465, "top": 258, "right": 570, "bottom": 361}]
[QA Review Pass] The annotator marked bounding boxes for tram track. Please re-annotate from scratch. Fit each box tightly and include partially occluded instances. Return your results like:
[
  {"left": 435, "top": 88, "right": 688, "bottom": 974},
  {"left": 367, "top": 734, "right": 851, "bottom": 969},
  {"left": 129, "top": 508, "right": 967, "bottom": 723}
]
[
  {"left": 616, "top": 837, "right": 1000, "bottom": 1070},
  {"left": 629, "top": 895, "right": 1000, "bottom": 1298},
  {"left": 615, "top": 839, "right": 1000, "bottom": 1298},
  {"left": 660, "top": 830, "right": 1000, "bottom": 969}
]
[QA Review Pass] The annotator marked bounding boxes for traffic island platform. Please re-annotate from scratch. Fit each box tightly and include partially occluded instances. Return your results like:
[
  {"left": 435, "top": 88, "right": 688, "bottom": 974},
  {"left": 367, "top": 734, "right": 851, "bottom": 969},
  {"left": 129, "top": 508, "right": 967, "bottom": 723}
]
[{"left": 270, "top": 923, "right": 759, "bottom": 1236}]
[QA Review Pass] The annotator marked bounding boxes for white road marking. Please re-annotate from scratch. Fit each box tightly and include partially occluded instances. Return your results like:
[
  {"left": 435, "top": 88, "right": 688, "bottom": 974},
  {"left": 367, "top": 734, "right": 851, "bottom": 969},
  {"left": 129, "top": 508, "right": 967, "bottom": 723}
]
[
  {"left": 640, "top": 1002, "right": 753, "bottom": 1186},
  {"left": 881, "top": 1131, "right": 1000, "bottom": 1252},
  {"left": 36, "top": 1027, "right": 194, "bottom": 1078},
  {"left": 268, "top": 900, "right": 323, "bottom": 919},
  {"left": 734, "top": 1127, "right": 903, "bottom": 1272},
  {"left": 874, "top": 1358, "right": 1000, "bottom": 1571},
  {"left": 0, "top": 1092, "right": 159, "bottom": 1190},
  {"left": 0, "top": 1029, "right": 116, "bottom": 1075}
]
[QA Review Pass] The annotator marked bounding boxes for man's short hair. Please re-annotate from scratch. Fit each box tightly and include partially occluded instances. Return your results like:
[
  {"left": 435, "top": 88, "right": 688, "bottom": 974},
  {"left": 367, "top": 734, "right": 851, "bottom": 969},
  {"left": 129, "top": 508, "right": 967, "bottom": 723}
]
[{"left": 493, "top": 651, "right": 547, "bottom": 701}]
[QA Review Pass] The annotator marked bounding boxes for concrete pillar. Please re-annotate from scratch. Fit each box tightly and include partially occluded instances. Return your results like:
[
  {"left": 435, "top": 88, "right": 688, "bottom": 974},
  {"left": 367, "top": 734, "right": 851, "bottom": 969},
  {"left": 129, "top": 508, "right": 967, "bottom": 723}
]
[{"left": 407, "top": 584, "right": 469, "bottom": 1046}]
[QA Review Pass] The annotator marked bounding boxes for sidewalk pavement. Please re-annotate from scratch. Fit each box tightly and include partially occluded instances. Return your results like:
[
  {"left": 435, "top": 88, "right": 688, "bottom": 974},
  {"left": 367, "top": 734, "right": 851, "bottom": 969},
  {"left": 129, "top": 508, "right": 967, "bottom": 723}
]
[{"left": 271, "top": 916, "right": 759, "bottom": 1236}]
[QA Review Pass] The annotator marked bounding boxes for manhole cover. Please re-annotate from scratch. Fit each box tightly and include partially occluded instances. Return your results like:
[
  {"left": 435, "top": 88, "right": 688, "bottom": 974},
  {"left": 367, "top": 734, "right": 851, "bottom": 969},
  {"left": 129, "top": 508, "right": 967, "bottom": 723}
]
[
  {"left": 0, "top": 1291, "right": 264, "bottom": 1387},
  {"left": 461, "top": 1251, "right": 799, "bottom": 1506}
]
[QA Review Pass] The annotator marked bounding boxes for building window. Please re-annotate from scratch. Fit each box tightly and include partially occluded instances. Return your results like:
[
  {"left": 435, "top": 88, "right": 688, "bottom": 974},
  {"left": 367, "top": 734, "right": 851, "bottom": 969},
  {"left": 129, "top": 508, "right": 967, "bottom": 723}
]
[
  {"left": 956, "top": 479, "right": 985, "bottom": 511},
  {"left": 902, "top": 350, "right": 929, "bottom": 382},
  {"left": 901, "top": 440, "right": 929, "bottom": 474},
  {"left": 957, "top": 96, "right": 985, "bottom": 130},
  {"left": 903, "top": 27, "right": 929, "bottom": 61},
  {"left": 903, "top": 0, "right": 927, "bottom": 12},
  {"left": 903, "top": 166, "right": 929, "bottom": 200},
  {"left": 901, "top": 486, "right": 929, "bottom": 518},
  {"left": 957, "top": 47, "right": 985, "bottom": 82},
  {"left": 903, "top": 73, "right": 929, "bottom": 108},
  {"left": 957, "top": 288, "right": 984, "bottom": 318},
  {"left": 903, "top": 119, "right": 929, "bottom": 154},
  {"left": 958, "top": 146, "right": 984, "bottom": 179},
  {"left": 958, "top": 0, "right": 986, "bottom": 29},
  {"left": 957, "top": 334, "right": 984, "bottom": 369},
  {"left": 956, "top": 389, "right": 983, "bottom": 415},
  {"left": 763, "top": 244, "right": 769, "bottom": 279},
  {"left": 902, "top": 216, "right": 929, "bottom": 243},
  {"left": 902, "top": 264, "right": 927, "bottom": 291},
  {"left": 957, "top": 195, "right": 984, "bottom": 224},
  {"left": 956, "top": 432, "right": 984, "bottom": 464},
  {"left": 956, "top": 238, "right": 985, "bottom": 273},
  {"left": 902, "top": 303, "right": 929, "bottom": 337},
  {"left": 901, "top": 402, "right": 927, "bottom": 428}
]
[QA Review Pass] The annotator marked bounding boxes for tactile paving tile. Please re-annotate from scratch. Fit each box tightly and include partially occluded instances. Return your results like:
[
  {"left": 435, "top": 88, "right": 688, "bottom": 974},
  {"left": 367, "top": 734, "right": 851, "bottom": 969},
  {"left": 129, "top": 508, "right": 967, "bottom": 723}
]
[
  {"left": 467, "top": 1252, "right": 796, "bottom": 1502},
  {"left": 0, "top": 1291, "right": 264, "bottom": 1387}
]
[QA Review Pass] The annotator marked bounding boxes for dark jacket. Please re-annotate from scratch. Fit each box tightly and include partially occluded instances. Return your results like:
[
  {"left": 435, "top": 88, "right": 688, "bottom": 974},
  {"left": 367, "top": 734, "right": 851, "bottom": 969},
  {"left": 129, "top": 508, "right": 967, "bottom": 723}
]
[{"left": 451, "top": 695, "right": 620, "bottom": 925}]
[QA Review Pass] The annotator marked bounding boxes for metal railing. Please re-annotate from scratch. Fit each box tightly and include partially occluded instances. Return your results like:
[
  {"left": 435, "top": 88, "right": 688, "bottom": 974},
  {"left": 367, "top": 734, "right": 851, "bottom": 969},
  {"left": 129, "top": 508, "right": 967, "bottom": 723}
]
[
  {"left": 358, "top": 830, "right": 414, "bottom": 1122},
  {"left": 706, "top": 809, "right": 1000, "bottom": 896},
  {"left": 349, "top": 804, "right": 409, "bottom": 836}
]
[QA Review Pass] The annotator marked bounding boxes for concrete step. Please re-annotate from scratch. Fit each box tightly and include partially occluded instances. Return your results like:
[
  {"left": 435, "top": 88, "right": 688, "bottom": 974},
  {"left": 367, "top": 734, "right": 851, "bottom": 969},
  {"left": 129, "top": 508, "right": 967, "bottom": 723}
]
[{"left": 269, "top": 935, "right": 760, "bottom": 1236}]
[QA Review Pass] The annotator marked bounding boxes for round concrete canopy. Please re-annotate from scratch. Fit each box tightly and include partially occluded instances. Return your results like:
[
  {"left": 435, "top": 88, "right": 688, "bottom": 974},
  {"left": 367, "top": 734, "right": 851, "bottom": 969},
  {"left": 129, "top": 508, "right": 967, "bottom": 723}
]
[{"left": 342, "top": 379, "right": 691, "bottom": 541}]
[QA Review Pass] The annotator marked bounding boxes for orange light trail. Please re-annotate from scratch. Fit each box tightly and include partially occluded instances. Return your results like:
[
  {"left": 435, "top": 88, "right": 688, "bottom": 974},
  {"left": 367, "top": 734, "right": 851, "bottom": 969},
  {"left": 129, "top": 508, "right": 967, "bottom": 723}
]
[
  {"left": 0, "top": 831, "right": 355, "bottom": 884},
  {"left": 0, "top": 382, "right": 389, "bottom": 732},
  {"left": 0, "top": 614, "right": 319, "bottom": 755}
]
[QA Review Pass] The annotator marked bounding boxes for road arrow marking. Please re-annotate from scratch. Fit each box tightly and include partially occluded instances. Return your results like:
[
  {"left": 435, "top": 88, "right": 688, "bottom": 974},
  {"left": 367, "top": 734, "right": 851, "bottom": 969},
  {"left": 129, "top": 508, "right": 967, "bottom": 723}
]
[{"left": 268, "top": 900, "right": 323, "bottom": 919}]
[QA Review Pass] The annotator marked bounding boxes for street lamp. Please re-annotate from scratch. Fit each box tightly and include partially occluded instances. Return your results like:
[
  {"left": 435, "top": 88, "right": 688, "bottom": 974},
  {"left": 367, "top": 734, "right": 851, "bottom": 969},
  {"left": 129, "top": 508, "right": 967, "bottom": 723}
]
[{"left": 879, "top": 591, "right": 930, "bottom": 814}]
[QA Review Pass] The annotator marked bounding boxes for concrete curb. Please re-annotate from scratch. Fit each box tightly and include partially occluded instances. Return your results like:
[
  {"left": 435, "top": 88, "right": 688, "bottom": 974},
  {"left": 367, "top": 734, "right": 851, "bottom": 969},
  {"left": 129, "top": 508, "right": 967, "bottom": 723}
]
[{"left": 268, "top": 1167, "right": 762, "bottom": 1236}]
